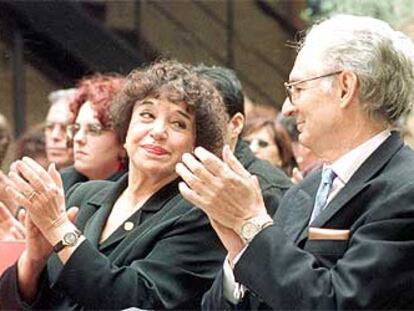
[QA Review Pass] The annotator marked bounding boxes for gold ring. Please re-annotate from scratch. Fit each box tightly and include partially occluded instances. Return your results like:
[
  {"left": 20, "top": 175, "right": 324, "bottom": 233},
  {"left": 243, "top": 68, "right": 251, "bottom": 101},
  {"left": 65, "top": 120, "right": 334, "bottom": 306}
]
[{"left": 27, "top": 191, "right": 38, "bottom": 203}]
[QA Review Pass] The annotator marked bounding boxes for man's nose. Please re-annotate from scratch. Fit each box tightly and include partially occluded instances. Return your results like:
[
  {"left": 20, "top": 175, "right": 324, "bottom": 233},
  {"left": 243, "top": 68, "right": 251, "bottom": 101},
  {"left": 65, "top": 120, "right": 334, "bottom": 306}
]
[
  {"left": 281, "top": 97, "right": 296, "bottom": 117},
  {"left": 51, "top": 124, "right": 65, "bottom": 139}
]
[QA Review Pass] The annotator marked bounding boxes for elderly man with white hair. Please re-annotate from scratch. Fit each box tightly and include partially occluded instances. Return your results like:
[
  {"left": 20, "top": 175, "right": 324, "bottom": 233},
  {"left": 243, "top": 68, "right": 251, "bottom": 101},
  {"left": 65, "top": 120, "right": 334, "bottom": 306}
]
[
  {"left": 177, "top": 14, "right": 414, "bottom": 309},
  {"left": 44, "top": 88, "right": 76, "bottom": 170}
]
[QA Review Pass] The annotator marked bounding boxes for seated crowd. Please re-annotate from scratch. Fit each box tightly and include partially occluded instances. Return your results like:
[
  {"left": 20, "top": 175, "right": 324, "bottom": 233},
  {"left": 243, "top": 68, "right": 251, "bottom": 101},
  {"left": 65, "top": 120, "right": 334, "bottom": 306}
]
[{"left": 1, "top": 13, "right": 414, "bottom": 310}]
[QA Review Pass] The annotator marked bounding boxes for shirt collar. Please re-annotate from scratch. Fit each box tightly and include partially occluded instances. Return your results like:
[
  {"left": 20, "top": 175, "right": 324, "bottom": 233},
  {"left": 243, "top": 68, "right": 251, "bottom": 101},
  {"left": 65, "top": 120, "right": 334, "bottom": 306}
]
[{"left": 326, "top": 129, "right": 391, "bottom": 184}]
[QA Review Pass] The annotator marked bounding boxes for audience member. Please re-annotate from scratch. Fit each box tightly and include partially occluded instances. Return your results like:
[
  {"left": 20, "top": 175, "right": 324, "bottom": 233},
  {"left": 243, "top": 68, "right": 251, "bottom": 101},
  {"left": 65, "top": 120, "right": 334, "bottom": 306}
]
[
  {"left": 0, "top": 171, "right": 24, "bottom": 237},
  {"left": 243, "top": 117, "right": 297, "bottom": 177},
  {"left": 244, "top": 96, "right": 278, "bottom": 121},
  {"left": 0, "top": 113, "right": 11, "bottom": 168},
  {"left": 195, "top": 65, "right": 291, "bottom": 217},
  {"left": 60, "top": 74, "right": 127, "bottom": 192},
  {"left": 177, "top": 14, "right": 414, "bottom": 309},
  {"left": 15, "top": 124, "right": 48, "bottom": 169},
  {"left": 0, "top": 201, "right": 24, "bottom": 241},
  {"left": 278, "top": 113, "right": 322, "bottom": 179},
  {"left": 0, "top": 60, "right": 227, "bottom": 310},
  {"left": 45, "top": 89, "right": 76, "bottom": 170}
]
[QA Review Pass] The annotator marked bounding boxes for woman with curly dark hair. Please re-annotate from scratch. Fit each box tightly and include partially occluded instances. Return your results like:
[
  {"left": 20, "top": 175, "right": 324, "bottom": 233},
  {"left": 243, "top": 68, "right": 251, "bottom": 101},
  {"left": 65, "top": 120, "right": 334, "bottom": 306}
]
[{"left": 0, "top": 60, "right": 228, "bottom": 310}]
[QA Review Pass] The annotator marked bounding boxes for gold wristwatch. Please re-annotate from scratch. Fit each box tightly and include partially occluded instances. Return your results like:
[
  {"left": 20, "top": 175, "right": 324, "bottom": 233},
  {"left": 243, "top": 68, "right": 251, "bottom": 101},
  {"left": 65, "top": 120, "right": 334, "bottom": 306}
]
[{"left": 240, "top": 214, "right": 273, "bottom": 243}]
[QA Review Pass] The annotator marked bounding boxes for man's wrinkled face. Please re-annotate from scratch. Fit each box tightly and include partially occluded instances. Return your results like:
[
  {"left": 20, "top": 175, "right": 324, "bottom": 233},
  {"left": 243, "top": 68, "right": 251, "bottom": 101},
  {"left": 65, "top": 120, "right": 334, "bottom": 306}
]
[
  {"left": 281, "top": 49, "right": 342, "bottom": 157},
  {"left": 44, "top": 100, "right": 73, "bottom": 169}
]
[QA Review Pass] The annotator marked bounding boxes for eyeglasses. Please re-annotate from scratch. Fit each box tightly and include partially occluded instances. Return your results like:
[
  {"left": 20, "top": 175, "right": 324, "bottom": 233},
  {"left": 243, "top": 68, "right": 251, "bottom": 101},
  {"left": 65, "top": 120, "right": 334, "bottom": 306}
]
[
  {"left": 245, "top": 138, "right": 270, "bottom": 148},
  {"left": 284, "top": 70, "right": 342, "bottom": 106},
  {"left": 66, "top": 123, "right": 110, "bottom": 139},
  {"left": 44, "top": 122, "right": 70, "bottom": 133}
]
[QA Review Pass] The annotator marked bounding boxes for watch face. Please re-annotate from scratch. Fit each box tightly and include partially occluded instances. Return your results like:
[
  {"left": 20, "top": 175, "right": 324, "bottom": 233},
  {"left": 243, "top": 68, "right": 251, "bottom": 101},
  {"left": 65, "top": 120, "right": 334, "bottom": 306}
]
[
  {"left": 241, "top": 222, "right": 258, "bottom": 240},
  {"left": 63, "top": 232, "right": 78, "bottom": 246}
]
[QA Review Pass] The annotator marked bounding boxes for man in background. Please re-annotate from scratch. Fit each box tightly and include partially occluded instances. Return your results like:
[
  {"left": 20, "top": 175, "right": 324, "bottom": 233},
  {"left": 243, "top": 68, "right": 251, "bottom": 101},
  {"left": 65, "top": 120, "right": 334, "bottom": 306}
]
[
  {"left": 195, "top": 65, "right": 291, "bottom": 217},
  {"left": 44, "top": 89, "right": 76, "bottom": 170}
]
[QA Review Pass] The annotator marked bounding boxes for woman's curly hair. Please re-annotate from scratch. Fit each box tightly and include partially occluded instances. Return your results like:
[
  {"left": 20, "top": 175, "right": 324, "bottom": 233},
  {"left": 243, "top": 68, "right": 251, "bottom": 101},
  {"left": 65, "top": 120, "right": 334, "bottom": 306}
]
[
  {"left": 111, "top": 60, "right": 228, "bottom": 157},
  {"left": 70, "top": 73, "right": 125, "bottom": 129}
]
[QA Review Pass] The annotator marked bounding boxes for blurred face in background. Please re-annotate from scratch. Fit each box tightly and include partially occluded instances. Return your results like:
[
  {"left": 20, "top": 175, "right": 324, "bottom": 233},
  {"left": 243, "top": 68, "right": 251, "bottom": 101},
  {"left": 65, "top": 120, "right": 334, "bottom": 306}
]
[
  {"left": 244, "top": 125, "right": 282, "bottom": 167},
  {"left": 68, "top": 101, "right": 123, "bottom": 180},
  {"left": 44, "top": 100, "right": 73, "bottom": 169}
]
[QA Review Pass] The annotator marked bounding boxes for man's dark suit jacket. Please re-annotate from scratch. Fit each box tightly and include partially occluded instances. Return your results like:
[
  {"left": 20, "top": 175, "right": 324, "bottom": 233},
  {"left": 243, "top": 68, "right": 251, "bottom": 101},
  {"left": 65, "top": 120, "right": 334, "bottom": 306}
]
[
  {"left": 0, "top": 174, "right": 226, "bottom": 310},
  {"left": 235, "top": 140, "right": 292, "bottom": 217},
  {"left": 203, "top": 132, "right": 414, "bottom": 309}
]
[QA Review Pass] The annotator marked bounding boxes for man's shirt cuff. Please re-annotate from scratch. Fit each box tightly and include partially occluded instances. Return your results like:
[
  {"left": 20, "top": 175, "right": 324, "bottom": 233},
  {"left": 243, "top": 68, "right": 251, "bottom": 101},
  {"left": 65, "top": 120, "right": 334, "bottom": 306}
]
[{"left": 222, "top": 250, "right": 247, "bottom": 304}]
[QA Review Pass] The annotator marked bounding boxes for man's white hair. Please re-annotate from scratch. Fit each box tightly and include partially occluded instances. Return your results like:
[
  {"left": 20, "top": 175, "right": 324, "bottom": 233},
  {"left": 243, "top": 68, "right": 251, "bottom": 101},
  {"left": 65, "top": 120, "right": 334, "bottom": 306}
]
[
  {"left": 48, "top": 88, "right": 77, "bottom": 106},
  {"left": 300, "top": 14, "right": 414, "bottom": 125}
]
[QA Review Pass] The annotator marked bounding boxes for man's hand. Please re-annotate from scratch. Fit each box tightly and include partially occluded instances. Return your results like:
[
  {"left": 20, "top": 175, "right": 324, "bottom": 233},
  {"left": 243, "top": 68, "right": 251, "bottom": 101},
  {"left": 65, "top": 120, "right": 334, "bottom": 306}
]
[
  {"left": 176, "top": 145, "right": 268, "bottom": 235},
  {"left": 209, "top": 217, "right": 246, "bottom": 262}
]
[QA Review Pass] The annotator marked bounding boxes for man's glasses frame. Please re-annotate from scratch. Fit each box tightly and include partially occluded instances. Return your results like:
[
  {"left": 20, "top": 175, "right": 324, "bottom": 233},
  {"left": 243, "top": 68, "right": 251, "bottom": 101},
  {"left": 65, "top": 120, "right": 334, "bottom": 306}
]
[
  {"left": 44, "top": 122, "right": 70, "bottom": 133},
  {"left": 284, "top": 70, "right": 342, "bottom": 106}
]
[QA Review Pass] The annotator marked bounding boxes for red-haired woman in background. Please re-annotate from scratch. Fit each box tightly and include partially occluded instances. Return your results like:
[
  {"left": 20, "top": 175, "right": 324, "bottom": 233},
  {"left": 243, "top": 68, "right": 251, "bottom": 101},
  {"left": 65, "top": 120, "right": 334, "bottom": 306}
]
[
  {"left": 60, "top": 74, "right": 127, "bottom": 192},
  {"left": 243, "top": 117, "right": 297, "bottom": 177}
]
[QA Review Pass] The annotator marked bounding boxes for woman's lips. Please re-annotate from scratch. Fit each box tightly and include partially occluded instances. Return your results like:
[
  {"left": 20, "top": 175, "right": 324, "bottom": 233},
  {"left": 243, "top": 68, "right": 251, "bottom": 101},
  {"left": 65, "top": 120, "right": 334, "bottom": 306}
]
[{"left": 142, "top": 144, "right": 169, "bottom": 156}]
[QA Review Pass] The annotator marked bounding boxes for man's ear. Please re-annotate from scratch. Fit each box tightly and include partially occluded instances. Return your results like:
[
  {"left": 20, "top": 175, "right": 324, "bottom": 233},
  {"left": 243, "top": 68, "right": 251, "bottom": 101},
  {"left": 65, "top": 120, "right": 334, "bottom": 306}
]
[
  {"left": 228, "top": 112, "right": 245, "bottom": 139},
  {"left": 338, "top": 70, "right": 359, "bottom": 108}
]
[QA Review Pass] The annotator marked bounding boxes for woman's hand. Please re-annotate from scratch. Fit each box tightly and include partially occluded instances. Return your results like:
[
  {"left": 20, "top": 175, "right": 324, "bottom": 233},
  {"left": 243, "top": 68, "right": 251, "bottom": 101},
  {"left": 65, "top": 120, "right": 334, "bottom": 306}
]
[
  {"left": 0, "top": 171, "right": 19, "bottom": 215},
  {"left": 17, "top": 206, "right": 79, "bottom": 304},
  {"left": 0, "top": 202, "right": 25, "bottom": 240},
  {"left": 8, "top": 158, "right": 70, "bottom": 245}
]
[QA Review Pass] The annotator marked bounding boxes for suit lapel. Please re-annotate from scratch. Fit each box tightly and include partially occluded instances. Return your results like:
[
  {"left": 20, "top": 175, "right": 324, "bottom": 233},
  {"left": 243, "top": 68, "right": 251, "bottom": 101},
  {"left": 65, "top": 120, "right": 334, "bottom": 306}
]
[
  {"left": 98, "top": 179, "right": 181, "bottom": 256},
  {"left": 108, "top": 194, "right": 183, "bottom": 263},
  {"left": 297, "top": 132, "right": 403, "bottom": 242},
  {"left": 47, "top": 176, "right": 127, "bottom": 285},
  {"left": 82, "top": 175, "right": 128, "bottom": 247}
]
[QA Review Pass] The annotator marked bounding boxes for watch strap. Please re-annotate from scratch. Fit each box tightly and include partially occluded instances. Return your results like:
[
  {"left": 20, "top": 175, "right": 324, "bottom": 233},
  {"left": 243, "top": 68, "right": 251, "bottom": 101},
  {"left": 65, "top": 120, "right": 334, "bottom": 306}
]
[{"left": 53, "top": 229, "right": 82, "bottom": 253}]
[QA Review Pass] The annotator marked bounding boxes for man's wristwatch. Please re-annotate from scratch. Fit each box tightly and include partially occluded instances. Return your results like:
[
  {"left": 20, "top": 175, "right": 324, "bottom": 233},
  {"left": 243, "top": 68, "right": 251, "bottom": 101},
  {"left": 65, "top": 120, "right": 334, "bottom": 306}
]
[
  {"left": 53, "top": 229, "right": 82, "bottom": 253},
  {"left": 239, "top": 214, "right": 273, "bottom": 243}
]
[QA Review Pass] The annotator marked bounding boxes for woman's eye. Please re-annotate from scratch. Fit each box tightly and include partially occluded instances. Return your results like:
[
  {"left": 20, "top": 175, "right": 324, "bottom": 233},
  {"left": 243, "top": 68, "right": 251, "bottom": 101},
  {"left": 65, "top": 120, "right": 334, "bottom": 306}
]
[
  {"left": 139, "top": 112, "right": 154, "bottom": 119},
  {"left": 258, "top": 139, "right": 270, "bottom": 148},
  {"left": 172, "top": 120, "right": 187, "bottom": 130},
  {"left": 89, "top": 124, "right": 103, "bottom": 135}
]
